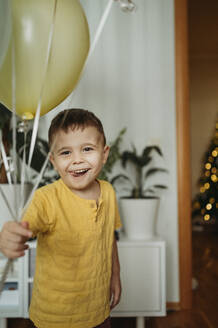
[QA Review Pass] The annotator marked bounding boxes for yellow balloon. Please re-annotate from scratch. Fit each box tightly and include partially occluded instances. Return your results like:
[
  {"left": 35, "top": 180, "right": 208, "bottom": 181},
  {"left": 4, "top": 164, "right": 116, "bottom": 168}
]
[
  {"left": 0, "top": 0, "right": 90, "bottom": 119},
  {"left": 0, "top": 0, "right": 11, "bottom": 70}
]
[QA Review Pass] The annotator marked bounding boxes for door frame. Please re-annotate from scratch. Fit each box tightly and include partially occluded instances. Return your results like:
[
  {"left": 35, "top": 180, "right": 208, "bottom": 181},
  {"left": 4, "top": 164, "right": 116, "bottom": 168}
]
[{"left": 175, "top": 0, "right": 192, "bottom": 310}]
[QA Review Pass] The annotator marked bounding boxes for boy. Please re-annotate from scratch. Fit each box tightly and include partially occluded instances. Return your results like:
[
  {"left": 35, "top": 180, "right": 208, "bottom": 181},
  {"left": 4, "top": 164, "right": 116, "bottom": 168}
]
[{"left": 0, "top": 108, "right": 122, "bottom": 328}]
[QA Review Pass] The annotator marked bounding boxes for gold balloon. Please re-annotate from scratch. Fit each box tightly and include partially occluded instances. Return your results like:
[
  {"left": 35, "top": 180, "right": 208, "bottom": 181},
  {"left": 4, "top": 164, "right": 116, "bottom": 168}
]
[
  {"left": 0, "top": 0, "right": 90, "bottom": 119},
  {"left": 0, "top": 0, "right": 11, "bottom": 70}
]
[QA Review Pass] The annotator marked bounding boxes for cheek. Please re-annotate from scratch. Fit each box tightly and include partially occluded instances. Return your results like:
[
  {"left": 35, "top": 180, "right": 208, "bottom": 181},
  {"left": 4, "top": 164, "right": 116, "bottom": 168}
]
[
  {"left": 87, "top": 154, "right": 103, "bottom": 167},
  {"left": 53, "top": 159, "right": 69, "bottom": 172}
]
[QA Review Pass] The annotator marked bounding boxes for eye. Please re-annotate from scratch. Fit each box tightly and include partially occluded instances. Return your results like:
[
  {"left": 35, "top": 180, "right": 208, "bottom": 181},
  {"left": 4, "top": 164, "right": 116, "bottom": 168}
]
[
  {"left": 60, "top": 150, "right": 71, "bottom": 156},
  {"left": 83, "top": 146, "right": 93, "bottom": 152}
]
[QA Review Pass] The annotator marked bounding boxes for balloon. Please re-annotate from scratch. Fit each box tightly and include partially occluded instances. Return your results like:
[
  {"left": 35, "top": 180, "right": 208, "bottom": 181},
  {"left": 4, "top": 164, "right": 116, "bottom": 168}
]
[
  {"left": 0, "top": 0, "right": 11, "bottom": 69},
  {"left": 0, "top": 0, "right": 90, "bottom": 119}
]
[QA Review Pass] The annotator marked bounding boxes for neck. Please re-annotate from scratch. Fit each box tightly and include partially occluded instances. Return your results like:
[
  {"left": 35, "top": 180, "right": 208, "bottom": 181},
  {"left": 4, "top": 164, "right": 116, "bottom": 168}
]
[{"left": 72, "top": 180, "right": 100, "bottom": 201}]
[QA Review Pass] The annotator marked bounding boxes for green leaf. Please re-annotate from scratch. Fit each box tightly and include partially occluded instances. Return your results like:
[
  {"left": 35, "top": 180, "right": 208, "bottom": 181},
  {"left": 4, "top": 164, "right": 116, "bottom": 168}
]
[
  {"left": 0, "top": 103, "right": 11, "bottom": 130},
  {"left": 139, "top": 155, "right": 152, "bottom": 167},
  {"left": 121, "top": 151, "right": 140, "bottom": 168},
  {"left": 145, "top": 167, "right": 168, "bottom": 178},
  {"left": 141, "top": 145, "right": 163, "bottom": 161},
  {"left": 111, "top": 174, "right": 130, "bottom": 186},
  {"left": 153, "top": 184, "right": 168, "bottom": 189}
]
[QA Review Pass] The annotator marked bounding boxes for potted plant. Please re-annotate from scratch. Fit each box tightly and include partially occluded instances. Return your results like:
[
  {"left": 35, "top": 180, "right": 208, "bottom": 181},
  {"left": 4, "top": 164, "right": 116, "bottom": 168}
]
[
  {"left": 111, "top": 145, "right": 168, "bottom": 240},
  {"left": 0, "top": 103, "right": 11, "bottom": 183}
]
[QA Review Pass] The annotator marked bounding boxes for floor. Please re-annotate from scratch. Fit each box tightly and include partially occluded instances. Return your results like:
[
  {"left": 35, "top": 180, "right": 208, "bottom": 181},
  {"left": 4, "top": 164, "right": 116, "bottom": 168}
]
[
  {"left": 7, "top": 230, "right": 218, "bottom": 328},
  {"left": 151, "top": 230, "right": 218, "bottom": 328}
]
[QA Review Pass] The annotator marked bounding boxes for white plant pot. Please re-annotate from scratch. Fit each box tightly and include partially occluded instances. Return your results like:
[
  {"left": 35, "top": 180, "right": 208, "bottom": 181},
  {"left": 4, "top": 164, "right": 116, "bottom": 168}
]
[
  {"left": 119, "top": 198, "right": 160, "bottom": 240},
  {"left": 0, "top": 183, "right": 32, "bottom": 230}
]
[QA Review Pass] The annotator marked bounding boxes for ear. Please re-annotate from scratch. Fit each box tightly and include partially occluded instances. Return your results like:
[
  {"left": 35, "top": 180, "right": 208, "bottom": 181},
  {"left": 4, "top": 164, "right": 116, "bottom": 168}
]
[
  {"left": 49, "top": 152, "right": 56, "bottom": 170},
  {"left": 102, "top": 145, "right": 110, "bottom": 164}
]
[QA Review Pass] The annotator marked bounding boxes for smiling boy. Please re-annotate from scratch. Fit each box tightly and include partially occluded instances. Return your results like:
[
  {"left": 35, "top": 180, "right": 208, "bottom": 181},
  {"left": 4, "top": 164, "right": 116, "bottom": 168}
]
[{"left": 0, "top": 108, "right": 122, "bottom": 328}]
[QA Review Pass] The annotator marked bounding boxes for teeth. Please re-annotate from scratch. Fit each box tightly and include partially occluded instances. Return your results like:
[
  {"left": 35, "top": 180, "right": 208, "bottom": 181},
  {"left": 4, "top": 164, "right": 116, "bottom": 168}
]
[{"left": 73, "top": 169, "right": 88, "bottom": 173}]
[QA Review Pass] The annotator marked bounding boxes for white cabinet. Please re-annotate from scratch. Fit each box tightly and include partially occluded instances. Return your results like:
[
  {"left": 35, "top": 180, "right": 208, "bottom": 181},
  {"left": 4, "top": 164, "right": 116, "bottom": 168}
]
[
  {"left": 112, "top": 236, "right": 166, "bottom": 326},
  {"left": 0, "top": 256, "right": 25, "bottom": 320},
  {"left": 0, "top": 241, "right": 35, "bottom": 327}
]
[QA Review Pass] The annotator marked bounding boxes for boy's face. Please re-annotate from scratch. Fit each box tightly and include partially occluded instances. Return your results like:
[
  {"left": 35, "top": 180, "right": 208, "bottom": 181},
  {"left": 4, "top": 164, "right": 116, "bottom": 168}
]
[{"left": 49, "top": 126, "right": 109, "bottom": 196}]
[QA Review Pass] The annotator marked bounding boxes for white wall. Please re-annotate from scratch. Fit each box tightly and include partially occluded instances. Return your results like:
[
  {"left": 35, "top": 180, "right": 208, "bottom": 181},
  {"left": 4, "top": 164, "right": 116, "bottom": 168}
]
[{"left": 39, "top": 0, "right": 179, "bottom": 303}]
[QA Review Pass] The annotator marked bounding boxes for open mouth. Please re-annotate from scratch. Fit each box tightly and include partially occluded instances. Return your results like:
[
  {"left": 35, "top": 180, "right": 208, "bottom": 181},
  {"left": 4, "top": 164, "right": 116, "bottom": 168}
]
[{"left": 69, "top": 168, "right": 90, "bottom": 177}]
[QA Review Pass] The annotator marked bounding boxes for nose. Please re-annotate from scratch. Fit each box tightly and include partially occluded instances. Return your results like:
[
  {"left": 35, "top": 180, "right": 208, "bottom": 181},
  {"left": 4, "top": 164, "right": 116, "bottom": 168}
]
[{"left": 71, "top": 151, "right": 83, "bottom": 164}]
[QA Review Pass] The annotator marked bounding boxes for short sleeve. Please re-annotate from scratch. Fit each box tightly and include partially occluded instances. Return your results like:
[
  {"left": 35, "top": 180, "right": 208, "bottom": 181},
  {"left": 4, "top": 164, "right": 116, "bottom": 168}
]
[{"left": 21, "top": 188, "right": 54, "bottom": 237}]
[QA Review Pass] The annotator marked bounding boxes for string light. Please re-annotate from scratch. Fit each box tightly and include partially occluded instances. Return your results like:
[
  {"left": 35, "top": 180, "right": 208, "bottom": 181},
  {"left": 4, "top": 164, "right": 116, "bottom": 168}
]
[
  {"left": 211, "top": 175, "right": 217, "bottom": 182},
  {"left": 204, "top": 214, "right": 210, "bottom": 221},
  {"left": 205, "top": 163, "right": 211, "bottom": 170},
  {"left": 204, "top": 182, "right": 210, "bottom": 189},
  {"left": 206, "top": 203, "right": 212, "bottom": 210},
  {"left": 212, "top": 150, "right": 217, "bottom": 157}
]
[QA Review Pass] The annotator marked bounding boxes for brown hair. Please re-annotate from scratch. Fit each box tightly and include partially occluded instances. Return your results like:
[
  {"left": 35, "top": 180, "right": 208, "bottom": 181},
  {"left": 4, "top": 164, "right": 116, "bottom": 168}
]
[{"left": 48, "top": 108, "right": 106, "bottom": 147}]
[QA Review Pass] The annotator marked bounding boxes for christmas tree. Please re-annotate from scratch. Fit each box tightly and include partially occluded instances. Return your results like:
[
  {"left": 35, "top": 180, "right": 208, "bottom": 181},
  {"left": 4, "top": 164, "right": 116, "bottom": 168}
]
[{"left": 192, "top": 119, "right": 218, "bottom": 224}]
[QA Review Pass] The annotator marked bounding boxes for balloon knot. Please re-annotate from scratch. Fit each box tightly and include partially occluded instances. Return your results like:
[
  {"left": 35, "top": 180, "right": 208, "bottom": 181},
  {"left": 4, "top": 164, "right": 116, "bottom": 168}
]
[{"left": 22, "top": 112, "right": 34, "bottom": 120}]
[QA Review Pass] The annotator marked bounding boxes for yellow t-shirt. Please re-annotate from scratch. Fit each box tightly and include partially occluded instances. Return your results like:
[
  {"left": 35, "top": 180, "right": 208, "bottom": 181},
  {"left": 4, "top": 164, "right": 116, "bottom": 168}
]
[{"left": 22, "top": 179, "right": 121, "bottom": 328}]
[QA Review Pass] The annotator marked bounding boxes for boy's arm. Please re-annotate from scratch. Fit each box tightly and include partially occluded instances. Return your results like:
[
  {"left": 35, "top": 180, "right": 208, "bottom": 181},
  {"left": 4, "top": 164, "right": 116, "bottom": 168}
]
[
  {"left": 110, "top": 235, "right": 122, "bottom": 309},
  {"left": 0, "top": 221, "right": 33, "bottom": 259}
]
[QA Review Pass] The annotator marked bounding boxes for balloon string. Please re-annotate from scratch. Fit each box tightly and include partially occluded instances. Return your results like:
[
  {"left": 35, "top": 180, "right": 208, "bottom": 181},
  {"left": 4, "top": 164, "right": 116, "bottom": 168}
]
[
  {"left": 67, "top": 0, "right": 114, "bottom": 107},
  {"left": 11, "top": 37, "right": 17, "bottom": 186},
  {"left": 19, "top": 125, "right": 28, "bottom": 217},
  {"left": 27, "top": 0, "right": 58, "bottom": 169},
  {"left": 88, "top": 0, "right": 114, "bottom": 61},
  {"left": 0, "top": 131, "right": 12, "bottom": 185},
  {"left": 11, "top": 36, "right": 19, "bottom": 218}
]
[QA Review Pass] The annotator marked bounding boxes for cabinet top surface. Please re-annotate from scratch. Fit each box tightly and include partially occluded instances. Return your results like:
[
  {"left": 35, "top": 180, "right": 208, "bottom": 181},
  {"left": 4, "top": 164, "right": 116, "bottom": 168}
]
[{"left": 118, "top": 233, "right": 165, "bottom": 245}]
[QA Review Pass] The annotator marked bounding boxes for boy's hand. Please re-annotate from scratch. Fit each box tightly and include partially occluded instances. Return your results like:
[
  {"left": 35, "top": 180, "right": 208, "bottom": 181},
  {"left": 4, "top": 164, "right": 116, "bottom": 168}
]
[
  {"left": 0, "top": 221, "right": 33, "bottom": 259},
  {"left": 110, "top": 271, "right": 122, "bottom": 310}
]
